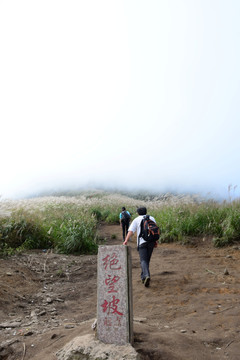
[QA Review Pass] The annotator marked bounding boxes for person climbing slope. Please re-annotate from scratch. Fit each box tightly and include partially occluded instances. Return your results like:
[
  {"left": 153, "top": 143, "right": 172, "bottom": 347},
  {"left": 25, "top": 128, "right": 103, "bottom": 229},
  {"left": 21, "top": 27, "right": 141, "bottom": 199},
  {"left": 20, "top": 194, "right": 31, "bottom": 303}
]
[
  {"left": 123, "top": 207, "right": 159, "bottom": 287},
  {"left": 119, "top": 206, "right": 131, "bottom": 241}
]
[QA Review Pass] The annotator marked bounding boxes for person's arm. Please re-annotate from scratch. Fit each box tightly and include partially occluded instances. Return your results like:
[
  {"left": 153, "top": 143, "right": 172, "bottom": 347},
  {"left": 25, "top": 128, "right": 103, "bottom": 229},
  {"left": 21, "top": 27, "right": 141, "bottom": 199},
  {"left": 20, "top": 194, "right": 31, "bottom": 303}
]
[{"left": 123, "top": 231, "right": 133, "bottom": 245}]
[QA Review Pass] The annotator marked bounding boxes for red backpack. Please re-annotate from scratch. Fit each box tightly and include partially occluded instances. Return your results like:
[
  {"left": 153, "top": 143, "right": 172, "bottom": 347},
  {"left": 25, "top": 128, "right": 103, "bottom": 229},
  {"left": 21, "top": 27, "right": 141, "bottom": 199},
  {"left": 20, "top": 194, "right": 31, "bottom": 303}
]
[{"left": 140, "top": 215, "right": 160, "bottom": 242}]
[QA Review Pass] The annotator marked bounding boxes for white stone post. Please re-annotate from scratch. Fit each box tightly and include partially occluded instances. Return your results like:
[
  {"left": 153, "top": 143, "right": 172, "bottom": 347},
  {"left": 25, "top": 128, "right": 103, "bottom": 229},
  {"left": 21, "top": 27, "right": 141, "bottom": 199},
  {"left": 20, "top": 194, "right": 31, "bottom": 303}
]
[{"left": 97, "top": 245, "right": 133, "bottom": 345}]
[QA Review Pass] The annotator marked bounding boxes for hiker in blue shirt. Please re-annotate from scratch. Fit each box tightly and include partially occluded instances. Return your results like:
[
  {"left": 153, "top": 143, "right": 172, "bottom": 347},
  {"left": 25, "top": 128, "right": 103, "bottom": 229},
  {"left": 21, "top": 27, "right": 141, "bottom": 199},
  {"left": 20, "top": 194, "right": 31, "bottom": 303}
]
[{"left": 119, "top": 207, "right": 131, "bottom": 241}]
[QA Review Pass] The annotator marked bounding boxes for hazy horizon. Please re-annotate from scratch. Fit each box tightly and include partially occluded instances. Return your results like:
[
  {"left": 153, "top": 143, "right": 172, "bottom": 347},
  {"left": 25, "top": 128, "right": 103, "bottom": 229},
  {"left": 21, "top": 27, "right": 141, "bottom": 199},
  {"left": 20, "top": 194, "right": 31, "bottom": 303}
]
[{"left": 10, "top": 183, "right": 233, "bottom": 203}]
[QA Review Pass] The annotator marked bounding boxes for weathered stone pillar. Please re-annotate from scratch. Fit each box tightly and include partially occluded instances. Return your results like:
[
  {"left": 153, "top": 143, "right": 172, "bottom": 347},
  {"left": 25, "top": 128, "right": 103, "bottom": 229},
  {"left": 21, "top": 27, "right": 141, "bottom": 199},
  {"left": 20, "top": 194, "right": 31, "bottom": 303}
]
[{"left": 97, "top": 245, "right": 133, "bottom": 345}]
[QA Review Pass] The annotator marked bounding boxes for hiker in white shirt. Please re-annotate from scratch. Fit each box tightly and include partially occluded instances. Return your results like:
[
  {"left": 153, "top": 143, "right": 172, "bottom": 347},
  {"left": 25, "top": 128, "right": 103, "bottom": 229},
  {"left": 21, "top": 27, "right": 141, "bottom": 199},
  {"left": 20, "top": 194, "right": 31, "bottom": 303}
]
[{"left": 123, "top": 207, "right": 158, "bottom": 287}]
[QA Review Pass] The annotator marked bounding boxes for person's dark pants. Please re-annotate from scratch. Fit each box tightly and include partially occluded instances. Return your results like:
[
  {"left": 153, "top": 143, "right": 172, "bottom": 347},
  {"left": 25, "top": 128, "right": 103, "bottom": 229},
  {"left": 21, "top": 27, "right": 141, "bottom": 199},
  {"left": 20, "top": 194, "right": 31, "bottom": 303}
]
[
  {"left": 121, "top": 221, "right": 129, "bottom": 240},
  {"left": 138, "top": 242, "right": 155, "bottom": 281}
]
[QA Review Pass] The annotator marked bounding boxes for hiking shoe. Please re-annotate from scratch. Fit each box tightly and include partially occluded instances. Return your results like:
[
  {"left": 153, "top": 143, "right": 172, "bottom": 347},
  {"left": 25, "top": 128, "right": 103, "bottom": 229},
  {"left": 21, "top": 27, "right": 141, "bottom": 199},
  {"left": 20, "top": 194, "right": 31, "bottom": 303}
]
[{"left": 144, "top": 277, "right": 150, "bottom": 287}]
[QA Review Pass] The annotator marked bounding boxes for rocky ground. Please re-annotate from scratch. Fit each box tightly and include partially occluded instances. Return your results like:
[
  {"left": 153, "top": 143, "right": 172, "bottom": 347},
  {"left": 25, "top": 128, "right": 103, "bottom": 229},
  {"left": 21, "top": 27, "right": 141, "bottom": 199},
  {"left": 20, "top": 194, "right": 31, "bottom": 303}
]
[{"left": 1, "top": 224, "right": 240, "bottom": 359}]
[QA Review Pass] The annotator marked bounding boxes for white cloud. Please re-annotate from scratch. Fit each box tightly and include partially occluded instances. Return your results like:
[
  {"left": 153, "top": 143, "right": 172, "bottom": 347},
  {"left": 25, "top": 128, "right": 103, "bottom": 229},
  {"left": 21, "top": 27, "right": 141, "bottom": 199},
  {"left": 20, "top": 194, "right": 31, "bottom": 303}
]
[{"left": 1, "top": 0, "right": 240, "bottom": 199}]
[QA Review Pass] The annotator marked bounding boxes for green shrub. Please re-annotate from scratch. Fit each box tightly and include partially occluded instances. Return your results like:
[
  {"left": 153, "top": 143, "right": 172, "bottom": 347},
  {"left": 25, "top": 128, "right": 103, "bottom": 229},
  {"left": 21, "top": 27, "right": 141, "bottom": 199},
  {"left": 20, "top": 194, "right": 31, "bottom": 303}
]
[
  {"left": 212, "top": 237, "right": 232, "bottom": 247},
  {"left": 0, "top": 211, "right": 48, "bottom": 250},
  {"left": 90, "top": 207, "right": 111, "bottom": 222},
  {"left": 152, "top": 202, "right": 240, "bottom": 247},
  {"left": 54, "top": 217, "right": 98, "bottom": 254},
  {"left": 0, "top": 205, "right": 98, "bottom": 255},
  {"left": 90, "top": 207, "right": 103, "bottom": 221},
  {"left": 105, "top": 212, "right": 119, "bottom": 223}
]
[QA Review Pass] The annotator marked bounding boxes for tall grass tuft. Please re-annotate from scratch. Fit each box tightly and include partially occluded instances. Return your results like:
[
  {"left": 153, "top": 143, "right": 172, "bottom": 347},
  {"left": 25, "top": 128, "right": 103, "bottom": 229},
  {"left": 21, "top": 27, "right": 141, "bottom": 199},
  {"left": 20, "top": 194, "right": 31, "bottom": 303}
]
[
  {"left": 0, "top": 203, "right": 98, "bottom": 255},
  {"left": 52, "top": 217, "right": 98, "bottom": 254},
  {"left": 152, "top": 201, "right": 240, "bottom": 246},
  {"left": 0, "top": 209, "right": 49, "bottom": 251},
  {"left": 1, "top": 191, "right": 240, "bottom": 254}
]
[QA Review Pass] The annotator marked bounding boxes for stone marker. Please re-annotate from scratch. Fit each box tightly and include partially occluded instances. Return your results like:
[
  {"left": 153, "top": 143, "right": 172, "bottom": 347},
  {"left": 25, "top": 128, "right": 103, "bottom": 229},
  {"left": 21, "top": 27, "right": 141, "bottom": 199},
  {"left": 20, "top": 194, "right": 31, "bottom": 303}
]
[{"left": 97, "top": 245, "right": 133, "bottom": 345}]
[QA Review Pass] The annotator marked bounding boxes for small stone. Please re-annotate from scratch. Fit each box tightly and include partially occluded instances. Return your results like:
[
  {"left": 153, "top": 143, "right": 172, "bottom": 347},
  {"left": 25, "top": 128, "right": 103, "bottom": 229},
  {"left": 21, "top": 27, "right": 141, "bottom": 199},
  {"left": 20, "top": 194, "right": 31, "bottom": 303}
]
[
  {"left": 64, "top": 324, "right": 75, "bottom": 329},
  {"left": 39, "top": 311, "right": 46, "bottom": 316},
  {"left": 1, "top": 339, "right": 19, "bottom": 347},
  {"left": 133, "top": 317, "right": 147, "bottom": 323},
  {"left": 0, "top": 321, "right": 21, "bottom": 329},
  {"left": 224, "top": 268, "right": 229, "bottom": 275},
  {"left": 91, "top": 319, "right": 97, "bottom": 330},
  {"left": 180, "top": 329, "right": 187, "bottom": 333},
  {"left": 24, "top": 331, "right": 34, "bottom": 336}
]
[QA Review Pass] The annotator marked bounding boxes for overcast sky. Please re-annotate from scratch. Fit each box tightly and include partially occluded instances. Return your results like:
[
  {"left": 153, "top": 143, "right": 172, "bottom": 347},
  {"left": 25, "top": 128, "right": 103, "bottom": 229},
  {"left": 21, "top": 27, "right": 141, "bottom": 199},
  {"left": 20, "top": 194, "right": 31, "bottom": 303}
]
[{"left": 1, "top": 0, "right": 240, "bottom": 200}]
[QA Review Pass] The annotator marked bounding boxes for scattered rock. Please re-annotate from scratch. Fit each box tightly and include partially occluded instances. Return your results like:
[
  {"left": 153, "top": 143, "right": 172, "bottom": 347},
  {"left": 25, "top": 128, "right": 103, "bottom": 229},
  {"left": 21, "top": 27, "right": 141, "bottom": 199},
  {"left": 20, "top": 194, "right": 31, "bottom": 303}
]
[
  {"left": 24, "top": 330, "right": 34, "bottom": 336},
  {"left": 1, "top": 339, "right": 19, "bottom": 349},
  {"left": 0, "top": 321, "right": 21, "bottom": 329},
  {"left": 38, "top": 311, "right": 46, "bottom": 316},
  {"left": 134, "top": 317, "right": 147, "bottom": 323},
  {"left": 91, "top": 319, "right": 97, "bottom": 330},
  {"left": 224, "top": 268, "right": 229, "bottom": 275},
  {"left": 56, "top": 334, "right": 141, "bottom": 360},
  {"left": 31, "top": 310, "right": 37, "bottom": 318},
  {"left": 64, "top": 324, "right": 75, "bottom": 329}
]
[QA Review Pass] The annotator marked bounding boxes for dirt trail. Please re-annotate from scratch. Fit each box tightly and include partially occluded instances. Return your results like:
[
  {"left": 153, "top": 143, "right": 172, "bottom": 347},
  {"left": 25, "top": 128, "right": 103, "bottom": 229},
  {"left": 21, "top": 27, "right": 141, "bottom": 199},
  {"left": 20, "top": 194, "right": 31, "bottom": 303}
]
[{"left": 1, "top": 224, "right": 240, "bottom": 359}]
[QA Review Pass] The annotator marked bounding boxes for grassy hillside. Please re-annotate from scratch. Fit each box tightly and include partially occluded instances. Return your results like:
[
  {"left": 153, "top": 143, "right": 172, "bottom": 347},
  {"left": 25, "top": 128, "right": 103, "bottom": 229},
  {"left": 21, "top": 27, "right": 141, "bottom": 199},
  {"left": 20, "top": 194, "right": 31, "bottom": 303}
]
[{"left": 1, "top": 190, "right": 240, "bottom": 255}]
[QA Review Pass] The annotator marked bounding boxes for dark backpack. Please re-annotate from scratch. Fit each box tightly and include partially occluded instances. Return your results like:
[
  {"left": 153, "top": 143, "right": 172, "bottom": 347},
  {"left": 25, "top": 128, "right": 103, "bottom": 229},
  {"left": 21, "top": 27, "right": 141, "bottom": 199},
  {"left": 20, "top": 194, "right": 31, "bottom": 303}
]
[
  {"left": 121, "top": 210, "right": 130, "bottom": 222},
  {"left": 140, "top": 215, "right": 160, "bottom": 242}
]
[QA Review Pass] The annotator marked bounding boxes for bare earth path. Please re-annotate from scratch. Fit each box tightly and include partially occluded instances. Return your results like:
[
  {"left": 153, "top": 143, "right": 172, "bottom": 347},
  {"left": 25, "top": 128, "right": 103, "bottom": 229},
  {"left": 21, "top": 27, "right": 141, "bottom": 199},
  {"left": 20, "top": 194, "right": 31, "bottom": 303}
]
[{"left": 1, "top": 224, "right": 240, "bottom": 359}]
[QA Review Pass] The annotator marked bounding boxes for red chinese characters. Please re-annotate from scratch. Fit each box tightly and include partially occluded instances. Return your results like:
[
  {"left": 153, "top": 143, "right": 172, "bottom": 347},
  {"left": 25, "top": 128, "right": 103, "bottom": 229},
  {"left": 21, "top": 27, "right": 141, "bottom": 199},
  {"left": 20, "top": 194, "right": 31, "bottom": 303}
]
[
  {"left": 105, "top": 275, "right": 120, "bottom": 293},
  {"left": 101, "top": 295, "right": 123, "bottom": 316},
  {"left": 102, "top": 252, "right": 122, "bottom": 270},
  {"left": 101, "top": 252, "right": 123, "bottom": 325}
]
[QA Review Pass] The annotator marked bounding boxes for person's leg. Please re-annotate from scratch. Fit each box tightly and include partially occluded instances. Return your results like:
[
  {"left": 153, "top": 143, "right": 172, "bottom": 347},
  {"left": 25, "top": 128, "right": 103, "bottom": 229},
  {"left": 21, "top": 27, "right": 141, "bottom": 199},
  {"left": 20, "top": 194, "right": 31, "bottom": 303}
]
[
  {"left": 126, "top": 221, "right": 129, "bottom": 233},
  {"left": 122, "top": 222, "right": 126, "bottom": 240},
  {"left": 138, "top": 246, "right": 149, "bottom": 281},
  {"left": 146, "top": 243, "right": 155, "bottom": 278},
  {"left": 125, "top": 221, "right": 130, "bottom": 240},
  {"left": 138, "top": 243, "right": 155, "bottom": 284}
]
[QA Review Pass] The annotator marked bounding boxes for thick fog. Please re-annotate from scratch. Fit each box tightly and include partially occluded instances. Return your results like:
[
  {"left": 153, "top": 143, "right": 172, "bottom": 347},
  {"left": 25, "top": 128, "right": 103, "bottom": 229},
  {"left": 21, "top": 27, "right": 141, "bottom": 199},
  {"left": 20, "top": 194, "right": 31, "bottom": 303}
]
[{"left": 1, "top": 0, "right": 240, "bottom": 200}]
